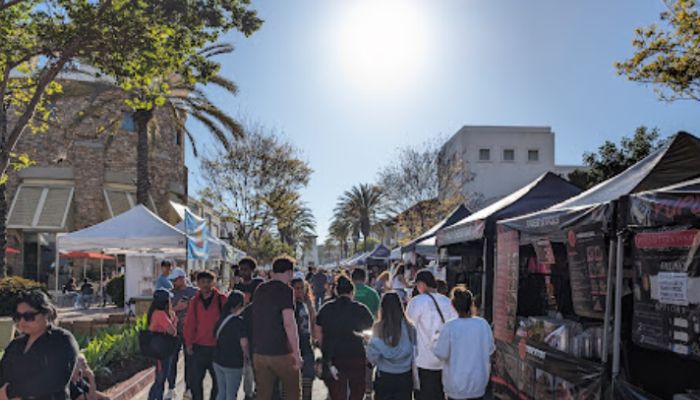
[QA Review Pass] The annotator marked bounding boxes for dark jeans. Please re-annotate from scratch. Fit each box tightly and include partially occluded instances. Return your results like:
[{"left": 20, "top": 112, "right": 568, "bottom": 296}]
[
  {"left": 148, "top": 355, "right": 174, "bottom": 400},
  {"left": 190, "top": 345, "right": 218, "bottom": 400},
  {"left": 415, "top": 368, "right": 444, "bottom": 400},
  {"left": 373, "top": 370, "right": 413, "bottom": 400},
  {"left": 324, "top": 357, "right": 366, "bottom": 400},
  {"left": 168, "top": 338, "right": 191, "bottom": 390}
]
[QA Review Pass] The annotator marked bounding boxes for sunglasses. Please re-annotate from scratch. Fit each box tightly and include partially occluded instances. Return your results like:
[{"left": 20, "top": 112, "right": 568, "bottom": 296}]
[{"left": 12, "top": 311, "right": 41, "bottom": 322}]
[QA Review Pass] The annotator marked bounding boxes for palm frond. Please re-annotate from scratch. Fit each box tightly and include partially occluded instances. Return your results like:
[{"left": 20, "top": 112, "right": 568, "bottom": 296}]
[
  {"left": 208, "top": 75, "right": 239, "bottom": 95},
  {"left": 198, "top": 43, "right": 235, "bottom": 58},
  {"left": 192, "top": 102, "right": 245, "bottom": 139},
  {"left": 189, "top": 111, "right": 232, "bottom": 151},
  {"left": 183, "top": 127, "right": 200, "bottom": 158}
]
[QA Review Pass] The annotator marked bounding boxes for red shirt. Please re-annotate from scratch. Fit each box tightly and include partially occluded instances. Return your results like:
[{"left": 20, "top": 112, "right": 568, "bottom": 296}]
[
  {"left": 183, "top": 289, "right": 227, "bottom": 348},
  {"left": 149, "top": 310, "right": 177, "bottom": 335}
]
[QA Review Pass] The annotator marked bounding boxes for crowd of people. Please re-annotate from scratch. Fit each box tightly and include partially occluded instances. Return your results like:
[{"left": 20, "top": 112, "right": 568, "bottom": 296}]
[{"left": 0, "top": 255, "right": 494, "bottom": 400}]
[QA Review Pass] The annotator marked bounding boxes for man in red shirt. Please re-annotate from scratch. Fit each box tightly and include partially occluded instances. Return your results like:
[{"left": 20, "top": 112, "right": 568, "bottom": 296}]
[{"left": 183, "top": 271, "right": 227, "bottom": 400}]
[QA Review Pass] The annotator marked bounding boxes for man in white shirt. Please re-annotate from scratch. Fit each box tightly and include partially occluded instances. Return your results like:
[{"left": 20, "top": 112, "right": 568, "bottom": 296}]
[{"left": 406, "top": 269, "right": 458, "bottom": 400}]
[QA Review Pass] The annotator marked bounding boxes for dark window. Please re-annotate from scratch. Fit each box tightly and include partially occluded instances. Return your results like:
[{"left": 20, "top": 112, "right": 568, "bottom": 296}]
[
  {"left": 479, "top": 148, "right": 490, "bottom": 161},
  {"left": 503, "top": 149, "right": 515, "bottom": 161},
  {"left": 176, "top": 130, "right": 182, "bottom": 146},
  {"left": 121, "top": 112, "right": 136, "bottom": 132},
  {"left": 528, "top": 149, "right": 539, "bottom": 162}
]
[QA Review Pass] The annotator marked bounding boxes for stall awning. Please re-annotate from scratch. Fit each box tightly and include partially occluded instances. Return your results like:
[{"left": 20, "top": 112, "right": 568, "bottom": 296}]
[
  {"left": 402, "top": 204, "right": 471, "bottom": 253},
  {"left": 8, "top": 185, "right": 74, "bottom": 230},
  {"left": 628, "top": 176, "right": 700, "bottom": 228},
  {"left": 501, "top": 132, "right": 700, "bottom": 236},
  {"left": 437, "top": 172, "right": 581, "bottom": 246}
]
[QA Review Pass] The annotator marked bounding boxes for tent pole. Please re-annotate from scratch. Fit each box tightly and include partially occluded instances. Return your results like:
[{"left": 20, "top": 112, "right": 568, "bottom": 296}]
[
  {"left": 83, "top": 258, "right": 87, "bottom": 279},
  {"left": 602, "top": 238, "right": 616, "bottom": 364},
  {"left": 481, "top": 238, "right": 488, "bottom": 313},
  {"left": 100, "top": 256, "right": 104, "bottom": 306},
  {"left": 54, "top": 233, "right": 61, "bottom": 293},
  {"left": 612, "top": 232, "right": 625, "bottom": 379}
]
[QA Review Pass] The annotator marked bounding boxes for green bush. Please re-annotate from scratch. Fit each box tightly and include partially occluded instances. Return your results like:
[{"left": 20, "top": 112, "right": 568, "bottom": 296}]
[
  {"left": 81, "top": 315, "right": 147, "bottom": 377},
  {"left": 0, "top": 276, "right": 46, "bottom": 317},
  {"left": 105, "top": 275, "right": 125, "bottom": 307}
]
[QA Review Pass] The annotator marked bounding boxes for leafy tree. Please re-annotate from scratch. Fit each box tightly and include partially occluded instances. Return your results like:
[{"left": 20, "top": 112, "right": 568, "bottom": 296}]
[
  {"left": 616, "top": 0, "right": 700, "bottom": 101},
  {"left": 0, "top": 0, "right": 261, "bottom": 276},
  {"left": 200, "top": 123, "right": 312, "bottom": 262},
  {"left": 334, "top": 183, "right": 385, "bottom": 252},
  {"left": 567, "top": 126, "right": 666, "bottom": 188},
  {"left": 378, "top": 137, "right": 471, "bottom": 241}
]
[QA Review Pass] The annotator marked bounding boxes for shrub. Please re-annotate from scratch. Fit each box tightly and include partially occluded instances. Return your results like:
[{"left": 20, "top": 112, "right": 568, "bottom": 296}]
[
  {"left": 0, "top": 276, "right": 46, "bottom": 317},
  {"left": 82, "top": 315, "right": 147, "bottom": 376},
  {"left": 105, "top": 275, "right": 125, "bottom": 307}
]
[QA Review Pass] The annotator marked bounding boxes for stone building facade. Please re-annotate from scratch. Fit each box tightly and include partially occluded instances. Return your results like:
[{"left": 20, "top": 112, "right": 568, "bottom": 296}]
[{"left": 5, "top": 79, "right": 187, "bottom": 285}]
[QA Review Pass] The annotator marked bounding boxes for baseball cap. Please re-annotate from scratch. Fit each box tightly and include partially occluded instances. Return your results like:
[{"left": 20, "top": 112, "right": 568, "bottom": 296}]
[
  {"left": 413, "top": 269, "right": 437, "bottom": 289},
  {"left": 168, "top": 267, "right": 187, "bottom": 281}
]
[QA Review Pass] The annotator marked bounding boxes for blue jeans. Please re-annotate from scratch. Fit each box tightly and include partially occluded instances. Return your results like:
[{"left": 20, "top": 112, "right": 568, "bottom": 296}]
[
  {"left": 148, "top": 355, "right": 173, "bottom": 400},
  {"left": 212, "top": 363, "right": 243, "bottom": 400}
]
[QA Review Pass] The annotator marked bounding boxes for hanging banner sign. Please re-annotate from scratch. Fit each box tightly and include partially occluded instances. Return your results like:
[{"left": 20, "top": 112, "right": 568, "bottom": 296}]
[
  {"left": 632, "top": 228, "right": 700, "bottom": 359},
  {"left": 185, "top": 210, "right": 209, "bottom": 260},
  {"left": 566, "top": 224, "right": 607, "bottom": 319},
  {"left": 494, "top": 225, "right": 520, "bottom": 342}
]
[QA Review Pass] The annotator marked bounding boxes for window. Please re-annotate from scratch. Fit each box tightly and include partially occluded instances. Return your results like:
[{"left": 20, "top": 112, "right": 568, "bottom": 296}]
[
  {"left": 503, "top": 149, "right": 515, "bottom": 162},
  {"left": 104, "top": 188, "right": 157, "bottom": 217},
  {"left": 121, "top": 112, "right": 136, "bottom": 132},
  {"left": 528, "top": 149, "right": 540, "bottom": 162},
  {"left": 176, "top": 130, "right": 182, "bottom": 146},
  {"left": 478, "top": 148, "right": 491, "bottom": 161},
  {"left": 8, "top": 185, "right": 74, "bottom": 229}
]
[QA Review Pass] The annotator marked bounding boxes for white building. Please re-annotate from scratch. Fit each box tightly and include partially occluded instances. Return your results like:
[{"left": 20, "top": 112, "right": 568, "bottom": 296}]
[{"left": 438, "top": 126, "right": 581, "bottom": 206}]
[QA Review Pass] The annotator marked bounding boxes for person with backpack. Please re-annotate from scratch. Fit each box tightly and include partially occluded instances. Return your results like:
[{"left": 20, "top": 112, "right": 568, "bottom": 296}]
[
  {"left": 212, "top": 291, "right": 246, "bottom": 400},
  {"left": 147, "top": 289, "right": 178, "bottom": 400},
  {"left": 367, "top": 292, "right": 416, "bottom": 400},
  {"left": 434, "top": 287, "right": 494, "bottom": 400},
  {"left": 183, "top": 271, "right": 227, "bottom": 400},
  {"left": 406, "top": 269, "right": 458, "bottom": 400}
]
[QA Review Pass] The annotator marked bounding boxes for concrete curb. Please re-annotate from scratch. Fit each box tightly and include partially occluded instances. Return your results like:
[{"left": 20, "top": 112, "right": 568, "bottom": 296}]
[{"left": 104, "top": 366, "right": 155, "bottom": 400}]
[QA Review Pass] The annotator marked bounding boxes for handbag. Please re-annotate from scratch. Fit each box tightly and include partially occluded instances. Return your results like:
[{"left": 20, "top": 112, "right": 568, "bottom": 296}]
[{"left": 139, "top": 330, "right": 179, "bottom": 359}]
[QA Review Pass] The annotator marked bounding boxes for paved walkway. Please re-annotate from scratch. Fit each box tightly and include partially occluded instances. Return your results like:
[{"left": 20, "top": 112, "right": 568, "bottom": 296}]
[
  {"left": 57, "top": 305, "right": 123, "bottom": 322},
  {"left": 133, "top": 354, "right": 329, "bottom": 400}
]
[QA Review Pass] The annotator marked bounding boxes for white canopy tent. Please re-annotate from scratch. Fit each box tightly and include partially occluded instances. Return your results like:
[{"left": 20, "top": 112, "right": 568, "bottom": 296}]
[{"left": 55, "top": 205, "right": 187, "bottom": 303}]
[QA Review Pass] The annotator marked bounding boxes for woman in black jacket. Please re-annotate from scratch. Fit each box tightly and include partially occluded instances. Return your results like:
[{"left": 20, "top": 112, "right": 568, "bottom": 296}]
[{"left": 0, "top": 290, "right": 79, "bottom": 400}]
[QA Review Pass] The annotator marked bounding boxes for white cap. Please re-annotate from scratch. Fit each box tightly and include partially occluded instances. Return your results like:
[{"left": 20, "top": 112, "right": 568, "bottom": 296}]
[{"left": 168, "top": 267, "right": 187, "bottom": 280}]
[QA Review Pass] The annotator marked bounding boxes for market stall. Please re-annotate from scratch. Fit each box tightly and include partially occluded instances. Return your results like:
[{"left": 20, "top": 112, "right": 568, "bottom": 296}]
[
  {"left": 617, "top": 178, "right": 700, "bottom": 398},
  {"left": 56, "top": 205, "right": 187, "bottom": 309},
  {"left": 401, "top": 204, "right": 471, "bottom": 263},
  {"left": 435, "top": 172, "right": 581, "bottom": 319},
  {"left": 491, "top": 132, "right": 700, "bottom": 399}
]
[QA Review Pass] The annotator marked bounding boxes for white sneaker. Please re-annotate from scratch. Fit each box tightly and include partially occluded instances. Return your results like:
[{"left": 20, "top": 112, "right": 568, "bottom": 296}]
[{"left": 164, "top": 389, "right": 174, "bottom": 400}]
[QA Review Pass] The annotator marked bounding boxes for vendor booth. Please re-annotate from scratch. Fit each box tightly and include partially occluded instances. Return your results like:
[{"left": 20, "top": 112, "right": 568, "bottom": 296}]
[
  {"left": 614, "top": 177, "right": 700, "bottom": 398},
  {"left": 56, "top": 205, "right": 187, "bottom": 312},
  {"left": 401, "top": 204, "right": 471, "bottom": 264},
  {"left": 435, "top": 172, "right": 581, "bottom": 319},
  {"left": 491, "top": 132, "right": 700, "bottom": 400}
]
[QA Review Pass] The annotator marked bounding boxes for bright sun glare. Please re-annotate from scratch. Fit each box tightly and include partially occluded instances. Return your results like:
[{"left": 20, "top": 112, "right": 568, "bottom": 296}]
[{"left": 334, "top": 1, "right": 432, "bottom": 95}]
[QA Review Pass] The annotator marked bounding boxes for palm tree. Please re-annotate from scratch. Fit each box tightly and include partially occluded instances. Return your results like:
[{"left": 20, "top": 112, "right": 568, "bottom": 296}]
[
  {"left": 335, "top": 183, "right": 384, "bottom": 251},
  {"left": 328, "top": 217, "right": 351, "bottom": 258},
  {"left": 133, "top": 43, "right": 243, "bottom": 205}
]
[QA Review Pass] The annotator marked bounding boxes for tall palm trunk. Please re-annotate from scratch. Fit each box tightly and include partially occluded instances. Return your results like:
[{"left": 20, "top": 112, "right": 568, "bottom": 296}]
[
  {"left": 0, "top": 104, "right": 8, "bottom": 277},
  {"left": 134, "top": 109, "right": 153, "bottom": 206}
]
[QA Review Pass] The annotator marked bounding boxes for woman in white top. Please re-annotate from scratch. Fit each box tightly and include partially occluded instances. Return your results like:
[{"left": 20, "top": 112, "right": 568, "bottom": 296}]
[
  {"left": 390, "top": 264, "right": 408, "bottom": 301},
  {"left": 433, "top": 286, "right": 495, "bottom": 400}
]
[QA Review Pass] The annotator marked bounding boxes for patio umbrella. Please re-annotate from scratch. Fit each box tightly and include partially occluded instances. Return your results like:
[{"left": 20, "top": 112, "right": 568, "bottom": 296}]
[{"left": 60, "top": 252, "right": 115, "bottom": 287}]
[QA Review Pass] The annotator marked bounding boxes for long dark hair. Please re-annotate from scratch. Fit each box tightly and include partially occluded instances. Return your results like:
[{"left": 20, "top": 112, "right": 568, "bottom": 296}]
[
  {"left": 215, "top": 290, "right": 245, "bottom": 332},
  {"left": 374, "top": 292, "right": 412, "bottom": 347},
  {"left": 147, "top": 292, "right": 171, "bottom": 326}
]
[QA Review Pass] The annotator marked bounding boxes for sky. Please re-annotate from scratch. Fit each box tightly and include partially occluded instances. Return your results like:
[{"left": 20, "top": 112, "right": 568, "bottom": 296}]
[{"left": 185, "top": 0, "right": 700, "bottom": 241}]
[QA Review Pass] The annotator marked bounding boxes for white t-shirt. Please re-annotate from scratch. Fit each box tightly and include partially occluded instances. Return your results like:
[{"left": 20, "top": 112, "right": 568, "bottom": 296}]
[
  {"left": 433, "top": 317, "right": 495, "bottom": 399},
  {"left": 406, "top": 292, "right": 458, "bottom": 370}
]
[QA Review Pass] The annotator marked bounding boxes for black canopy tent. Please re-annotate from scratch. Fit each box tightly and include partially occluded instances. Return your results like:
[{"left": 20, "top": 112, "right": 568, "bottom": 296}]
[
  {"left": 491, "top": 132, "right": 700, "bottom": 400},
  {"left": 400, "top": 204, "right": 471, "bottom": 265},
  {"left": 614, "top": 178, "right": 700, "bottom": 399},
  {"left": 435, "top": 172, "right": 582, "bottom": 319}
]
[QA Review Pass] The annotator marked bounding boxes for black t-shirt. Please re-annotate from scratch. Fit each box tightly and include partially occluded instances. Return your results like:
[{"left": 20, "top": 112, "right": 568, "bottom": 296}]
[
  {"left": 251, "top": 280, "right": 295, "bottom": 356},
  {"left": 234, "top": 278, "right": 263, "bottom": 295},
  {"left": 316, "top": 296, "right": 374, "bottom": 360},
  {"left": 214, "top": 315, "right": 245, "bottom": 368},
  {"left": 0, "top": 326, "right": 79, "bottom": 400}
]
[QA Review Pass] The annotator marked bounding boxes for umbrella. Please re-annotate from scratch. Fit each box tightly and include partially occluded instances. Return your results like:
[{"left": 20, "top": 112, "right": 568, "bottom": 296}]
[
  {"left": 6, "top": 247, "right": 20, "bottom": 254},
  {"left": 60, "top": 251, "right": 115, "bottom": 284}
]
